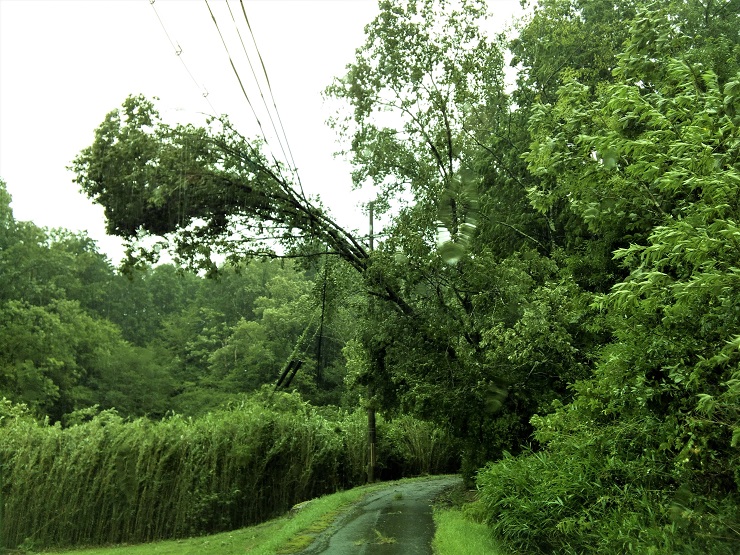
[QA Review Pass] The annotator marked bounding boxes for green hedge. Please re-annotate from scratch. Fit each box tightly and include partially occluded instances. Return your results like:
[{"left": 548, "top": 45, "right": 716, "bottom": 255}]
[{"left": 0, "top": 394, "right": 458, "bottom": 550}]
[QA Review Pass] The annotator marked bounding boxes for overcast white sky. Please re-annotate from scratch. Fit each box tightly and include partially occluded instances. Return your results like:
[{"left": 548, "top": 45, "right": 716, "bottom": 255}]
[{"left": 0, "top": 0, "right": 524, "bottom": 264}]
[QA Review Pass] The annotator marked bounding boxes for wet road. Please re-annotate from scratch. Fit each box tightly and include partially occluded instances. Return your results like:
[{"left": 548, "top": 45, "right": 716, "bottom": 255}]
[{"left": 298, "top": 475, "right": 462, "bottom": 555}]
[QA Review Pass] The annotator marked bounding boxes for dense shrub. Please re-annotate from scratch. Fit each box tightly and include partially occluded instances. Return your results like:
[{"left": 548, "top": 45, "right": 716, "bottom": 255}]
[
  {"left": 475, "top": 415, "right": 739, "bottom": 554},
  {"left": 0, "top": 393, "right": 458, "bottom": 550},
  {"left": 475, "top": 5, "right": 740, "bottom": 554},
  {"left": 381, "top": 414, "right": 460, "bottom": 478}
]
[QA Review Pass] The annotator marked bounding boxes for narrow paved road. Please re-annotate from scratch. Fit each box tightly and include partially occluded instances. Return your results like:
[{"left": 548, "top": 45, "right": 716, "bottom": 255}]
[{"left": 298, "top": 475, "right": 462, "bottom": 555}]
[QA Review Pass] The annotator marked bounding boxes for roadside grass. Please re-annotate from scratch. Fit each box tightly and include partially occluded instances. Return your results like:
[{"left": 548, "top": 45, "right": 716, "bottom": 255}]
[
  {"left": 38, "top": 477, "right": 445, "bottom": 555},
  {"left": 431, "top": 481, "right": 507, "bottom": 555},
  {"left": 432, "top": 509, "right": 506, "bottom": 555}
]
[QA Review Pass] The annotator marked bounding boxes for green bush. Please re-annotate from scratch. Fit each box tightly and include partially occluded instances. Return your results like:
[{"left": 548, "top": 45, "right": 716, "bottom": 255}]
[
  {"left": 476, "top": 418, "right": 739, "bottom": 554},
  {"left": 475, "top": 5, "right": 740, "bottom": 554}
]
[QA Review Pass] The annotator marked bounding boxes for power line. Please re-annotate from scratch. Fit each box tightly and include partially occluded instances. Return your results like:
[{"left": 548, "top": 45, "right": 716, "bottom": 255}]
[
  {"left": 224, "top": 0, "right": 296, "bottom": 189},
  {"left": 204, "top": 0, "right": 267, "bottom": 135},
  {"left": 152, "top": 0, "right": 306, "bottom": 199},
  {"left": 149, "top": 0, "right": 218, "bottom": 116},
  {"left": 237, "top": 0, "right": 305, "bottom": 198},
  {"left": 205, "top": 0, "right": 301, "bottom": 187}
]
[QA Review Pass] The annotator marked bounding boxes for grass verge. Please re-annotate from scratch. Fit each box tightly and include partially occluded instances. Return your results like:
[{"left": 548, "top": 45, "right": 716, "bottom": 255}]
[
  {"left": 37, "top": 477, "right": 439, "bottom": 555},
  {"left": 431, "top": 481, "right": 507, "bottom": 555},
  {"left": 431, "top": 509, "right": 506, "bottom": 555}
]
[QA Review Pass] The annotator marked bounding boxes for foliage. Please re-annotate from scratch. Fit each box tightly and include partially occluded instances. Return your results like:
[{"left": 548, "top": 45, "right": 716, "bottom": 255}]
[
  {"left": 476, "top": 3, "right": 740, "bottom": 553},
  {"left": 432, "top": 508, "right": 506, "bottom": 555},
  {"left": 510, "top": 0, "right": 640, "bottom": 106},
  {"left": 0, "top": 299, "right": 124, "bottom": 421},
  {"left": 4, "top": 1, "right": 740, "bottom": 552},
  {"left": 69, "top": 0, "right": 551, "bottom": 471},
  {"left": 0, "top": 178, "right": 360, "bottom": 419},
  {"left": 40, "top": 478, "right": 443, "bottom": 555},
  {"left": 0, "top": 393, "right": 457, "bottom": 550},
  {"left": 325, "top": 0, "right": 504, "bottom": 211},
  {"left": 381, "top": 413, "right": 459, "bottom": 476},
  {"left": 70, "top": 96, "right": 370, "bottom": 278},
  {"left": 322, "top": 0, "right": 593, "bottom": 471}
]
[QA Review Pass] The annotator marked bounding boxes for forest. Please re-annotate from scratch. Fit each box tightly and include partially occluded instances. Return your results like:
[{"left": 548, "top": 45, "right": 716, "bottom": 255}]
[{"left": 1, "top": 0, "right": 739, "bottom": 552}]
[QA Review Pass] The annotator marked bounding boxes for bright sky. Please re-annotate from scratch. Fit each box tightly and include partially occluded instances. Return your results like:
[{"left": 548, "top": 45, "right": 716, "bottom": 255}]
[{"left": 0, "top": 0, "right": 524, "bottom": 264}]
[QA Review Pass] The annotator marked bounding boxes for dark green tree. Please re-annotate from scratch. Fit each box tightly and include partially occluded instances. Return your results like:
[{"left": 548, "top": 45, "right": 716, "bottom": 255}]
[
  {"left": 324, "top": 0, "right": 599, "bottom": 468},
  {"left": 69, "top": 0, "right": 597, "bottom": 468},
  {"left": 0, "top": 299, "right": 121, "bottom": 421},
  {"left": 476, "top": 4, "right": 740, "bottom": 552}
]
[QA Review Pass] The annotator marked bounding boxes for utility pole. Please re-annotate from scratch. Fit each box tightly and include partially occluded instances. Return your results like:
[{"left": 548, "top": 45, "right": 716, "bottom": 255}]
[{"left": 367, "top": 202, "right": 377, "bottom": 483}]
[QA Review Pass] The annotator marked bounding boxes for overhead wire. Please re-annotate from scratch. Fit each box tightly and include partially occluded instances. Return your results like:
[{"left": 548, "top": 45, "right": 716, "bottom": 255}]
[
  {"left": 204, "top": 0, "right": 304, "bottom": 197},
  {"left": 203, "top": 0, "right": 268, "bottom": 140},
  {"left": 224, "top": 0, "right": 299, "bottom": 193},
  {"left": 151, "top": 0, "right": 306, "bottom": 201},
  {"left": 237, "top": 0, "right": 305, "bottom": 198},
  {"left": 149, "top": 0, "right": 218, "bottom": 116}
]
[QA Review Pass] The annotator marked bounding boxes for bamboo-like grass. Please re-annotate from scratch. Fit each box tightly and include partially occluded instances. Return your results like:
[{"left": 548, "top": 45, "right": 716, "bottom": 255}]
[{"left": 0, "top": 394, "right": 458, "bottom": 551}]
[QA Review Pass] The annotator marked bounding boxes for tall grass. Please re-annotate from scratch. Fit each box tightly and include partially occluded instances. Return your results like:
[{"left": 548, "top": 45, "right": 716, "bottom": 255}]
[
  {"left": 381, "top": 414, "right": 455, "bottom": 476},
  {"left": 0, "top": 394, "right": 458, "bottom": 550}
]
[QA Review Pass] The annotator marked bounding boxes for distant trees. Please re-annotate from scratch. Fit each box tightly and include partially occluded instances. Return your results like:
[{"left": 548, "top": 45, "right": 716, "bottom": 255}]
[{"left": 0, "top": 180, "right": 354, "bottom": 419}]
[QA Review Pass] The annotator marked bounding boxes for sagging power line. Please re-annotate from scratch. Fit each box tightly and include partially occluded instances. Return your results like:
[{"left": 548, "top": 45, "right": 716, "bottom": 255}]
[
  {"left": 227, "top": 0, "right": 305, "bottom": 198},
  {"left": 203, "top": 0, "right": 304, "bottom": 193},
  {"left": 149, "top": 0, "right": 304, "bottom": 193}
]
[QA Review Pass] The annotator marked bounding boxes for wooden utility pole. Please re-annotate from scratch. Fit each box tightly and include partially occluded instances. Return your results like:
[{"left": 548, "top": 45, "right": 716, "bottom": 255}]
[{"left": 367, "top": 202, "right": 377, "bottom": 483}]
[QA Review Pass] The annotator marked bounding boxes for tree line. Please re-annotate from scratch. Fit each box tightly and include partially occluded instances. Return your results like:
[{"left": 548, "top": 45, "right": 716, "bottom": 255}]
[{"left": 0, "top": 181, "right": 364, "bottom": 421}]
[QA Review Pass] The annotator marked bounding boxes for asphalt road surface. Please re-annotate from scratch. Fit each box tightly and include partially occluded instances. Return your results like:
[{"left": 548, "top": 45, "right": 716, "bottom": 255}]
[{"left": 298, "top": 475, "right": 462, "bottom": 555}]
